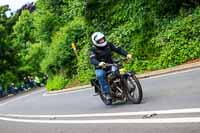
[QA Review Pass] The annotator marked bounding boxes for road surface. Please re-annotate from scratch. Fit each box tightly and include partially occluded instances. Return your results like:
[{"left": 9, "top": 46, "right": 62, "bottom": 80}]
[{"left": 0, "top": 68, "right": 200, "bottom": 133}]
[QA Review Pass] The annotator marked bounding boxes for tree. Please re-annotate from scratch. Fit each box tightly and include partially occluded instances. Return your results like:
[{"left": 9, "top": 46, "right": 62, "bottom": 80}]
[
  {"left": 0, "top": 5, "right": 20, "bottom": 87},
  {"left": 13, "top": 10, "right": 34, "bottom": 49}
]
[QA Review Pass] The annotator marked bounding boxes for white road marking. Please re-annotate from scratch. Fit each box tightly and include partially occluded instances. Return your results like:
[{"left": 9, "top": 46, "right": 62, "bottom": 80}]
[
  {"left": 1, "top": 108, "right": 200, "bottom": 118},
  {"left": 43, "top": 88, "right": 92, "bottom": 97},
  {"left": 0, "top": 89, "right": 45, "bottom": 107},
  {"left": 0, "top": 117, "right": 200, "bottom": 124}
]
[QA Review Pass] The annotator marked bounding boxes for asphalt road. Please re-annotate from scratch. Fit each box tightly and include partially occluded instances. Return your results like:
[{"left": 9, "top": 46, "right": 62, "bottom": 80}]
[{"left": 0, "top": 68, "right": 200, "bottom": 133}]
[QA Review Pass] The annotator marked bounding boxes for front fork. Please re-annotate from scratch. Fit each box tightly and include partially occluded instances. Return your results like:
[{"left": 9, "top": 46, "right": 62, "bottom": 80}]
[{"left": 121, "top": 71, "right": 136, "bottom": 93}]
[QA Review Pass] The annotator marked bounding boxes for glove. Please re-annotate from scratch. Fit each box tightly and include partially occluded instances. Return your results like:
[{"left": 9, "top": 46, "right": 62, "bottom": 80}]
[
  {"left": 126, "top": 54, "right": 132, "bottom": 59},
  {"left": 98, "top": 62, "right": 106, "bottom": 68}
]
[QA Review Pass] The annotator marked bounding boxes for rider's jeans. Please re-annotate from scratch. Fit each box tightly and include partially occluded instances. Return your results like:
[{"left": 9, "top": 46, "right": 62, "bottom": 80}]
[{"left": 95, "top": 69, "right": 110, "bottom": 94}]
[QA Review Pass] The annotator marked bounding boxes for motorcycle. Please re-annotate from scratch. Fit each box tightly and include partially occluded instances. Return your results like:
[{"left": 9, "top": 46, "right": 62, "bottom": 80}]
[{"left": 91, "top": 58, "right": 143, "bottom": 105}]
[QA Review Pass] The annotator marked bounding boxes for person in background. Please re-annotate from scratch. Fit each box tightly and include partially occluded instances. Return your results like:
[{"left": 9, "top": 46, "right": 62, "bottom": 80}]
[
  {"left": 23, "top": 77, "right": 29, "bottom": 90},
  {"left": 7, "top": 83, "right": 18, "bottom": 95},
  {"left": 41, "top": 75, "right": 48, "bottom": 85},
  {"left": 34, "top": 76, "right": 41, "bottom": 87},
  {"left": 28, "top": 76, "right": 35, "bottom": 88},
  {"left": 0, "top": 84, "right": 3, "bottom": 97}
]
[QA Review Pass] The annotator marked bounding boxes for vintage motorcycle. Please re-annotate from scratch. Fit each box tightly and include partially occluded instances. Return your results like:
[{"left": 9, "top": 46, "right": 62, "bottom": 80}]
[{"left": 91, "top": 58, "right": 143, "bottom": 105}]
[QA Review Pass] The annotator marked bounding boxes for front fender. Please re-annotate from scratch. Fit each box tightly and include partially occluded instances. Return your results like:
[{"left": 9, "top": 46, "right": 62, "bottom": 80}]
[{"left": 122, "top": 71, "right": 136, "bottom": 79}]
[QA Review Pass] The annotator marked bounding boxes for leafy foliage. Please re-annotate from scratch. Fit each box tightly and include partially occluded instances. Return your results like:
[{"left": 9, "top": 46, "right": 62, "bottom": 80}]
[
  {"left": 19, "top": 43, "right": 46, "bottom": 73},
  {"left": 46, "top": 74, "right": 68, "bottom": 91},
  {"left": 1, "top": 0, "right": 200, "bottom": 90},
  {"left": 13, "top": 10, "right": 34, "bottom": 48},
  {"left": 151, "top": 7, "right": 200, "bottom": 68},
  {"left": 41, "top": 17, "right": 86, "bottom": 77},
  {"left": 0, "top": 5, "right": 20, "bottom": 88}
]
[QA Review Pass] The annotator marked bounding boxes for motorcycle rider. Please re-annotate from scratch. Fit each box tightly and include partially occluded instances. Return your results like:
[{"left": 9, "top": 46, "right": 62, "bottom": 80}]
[{"left": 90, "top": 32, "right": 132, "bottom": 100}]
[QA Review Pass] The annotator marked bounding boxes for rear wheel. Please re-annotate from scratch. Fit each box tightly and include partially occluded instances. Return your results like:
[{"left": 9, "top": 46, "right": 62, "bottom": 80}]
[
  {"left": 125, "top": 74, "right": 143, "bottom": 104},
  {"left": 93, "top": 79, "right": 112, "bottom": 105}
]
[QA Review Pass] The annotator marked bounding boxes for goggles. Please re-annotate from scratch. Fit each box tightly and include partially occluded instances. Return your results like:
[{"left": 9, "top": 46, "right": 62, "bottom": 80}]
[{"left": 96, "top": 37, "right": 105, "bottom": 44}]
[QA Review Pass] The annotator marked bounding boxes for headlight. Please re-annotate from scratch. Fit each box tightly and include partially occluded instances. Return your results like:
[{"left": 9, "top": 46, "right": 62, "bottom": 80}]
[{"left": 119, "top": 68, "right": 126, "bottom": 74}]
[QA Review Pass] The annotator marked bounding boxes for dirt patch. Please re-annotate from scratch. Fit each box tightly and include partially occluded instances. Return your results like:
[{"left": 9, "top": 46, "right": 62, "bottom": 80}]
[
  {"left": 184, "top": 58, "right": 200, "bottom": 64},
  {"left": 65, "top": 80, "right": 87, "bottom": 89}
]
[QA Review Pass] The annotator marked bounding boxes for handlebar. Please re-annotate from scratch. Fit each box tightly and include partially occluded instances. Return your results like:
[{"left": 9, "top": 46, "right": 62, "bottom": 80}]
[{"left": 104, "top": 58, "right": 129, "bottom": 67}]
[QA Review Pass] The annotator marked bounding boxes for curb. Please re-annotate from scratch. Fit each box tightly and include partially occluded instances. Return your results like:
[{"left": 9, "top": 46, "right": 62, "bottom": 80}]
[
  {"left": 47, "top": 61, "right": 200, "bottom": 94},
  {"left": 47, "top": 85, "right": 91, "bottom": 94},
  {"left": 137, "top": 61, "right": 200, "bottom": 79},
  {"left": 0, "top": 87, "right": 44, "bottom": 101}
]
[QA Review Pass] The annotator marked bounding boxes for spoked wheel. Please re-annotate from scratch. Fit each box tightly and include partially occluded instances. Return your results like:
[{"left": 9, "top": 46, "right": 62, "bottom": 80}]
[
  {"left": 126, "top": 74, "right": 143, "bottom": 104},
  {"left": 99, "top": 93, "right": 112, "bottom": 105}
]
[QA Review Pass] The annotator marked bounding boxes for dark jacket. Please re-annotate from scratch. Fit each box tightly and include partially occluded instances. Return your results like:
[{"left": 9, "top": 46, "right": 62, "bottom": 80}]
[{"left": 90, "top": 42, "right": 128, "bottom": 69}]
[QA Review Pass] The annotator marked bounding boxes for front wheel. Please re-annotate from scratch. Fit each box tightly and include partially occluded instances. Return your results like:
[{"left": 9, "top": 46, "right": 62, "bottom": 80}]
[{"left": 125, "top": 74, "right": 143, "bottom": 104}]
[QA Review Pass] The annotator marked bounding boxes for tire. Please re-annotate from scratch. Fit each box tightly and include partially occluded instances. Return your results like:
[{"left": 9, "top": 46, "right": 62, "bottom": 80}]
[
  {"left": 93, "top": 80, "right": 112, "bottom": 105},
  {"left": 99, "top": 93, "right": 112, "bottom": 105},
  {"left": 125, "top": 74, "right": 143, "bottom": 104}
]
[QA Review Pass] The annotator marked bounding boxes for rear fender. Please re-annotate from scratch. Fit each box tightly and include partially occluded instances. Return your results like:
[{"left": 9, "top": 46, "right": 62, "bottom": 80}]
[
  {"left": 90, "top": 78, "right": 96, "bottom": 86},
  {"left": 90, "top": 78, "right": 101, "bottom": 94}
]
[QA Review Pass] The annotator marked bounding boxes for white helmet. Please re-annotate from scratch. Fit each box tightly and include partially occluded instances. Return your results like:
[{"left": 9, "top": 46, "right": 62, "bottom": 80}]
[{"left": 91, "top": 32, "right": 107, "bottom": 47}]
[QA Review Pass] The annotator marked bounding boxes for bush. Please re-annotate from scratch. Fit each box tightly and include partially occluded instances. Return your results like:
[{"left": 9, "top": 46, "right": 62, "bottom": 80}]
[
  {"left": 0, "top": 71, "right": 18, "bottom": 89},
  {"left": 46, "top": 75, "right": 68, "bottom": 91},
  {"left": 77, "top": 35, "right": 94, "bottom": 84},
  {"left": 40, "top": 17, "right": 86, "bottom": 76},
  {"left": 151, "top": 7, "right": 200, "bottom": 69}
]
